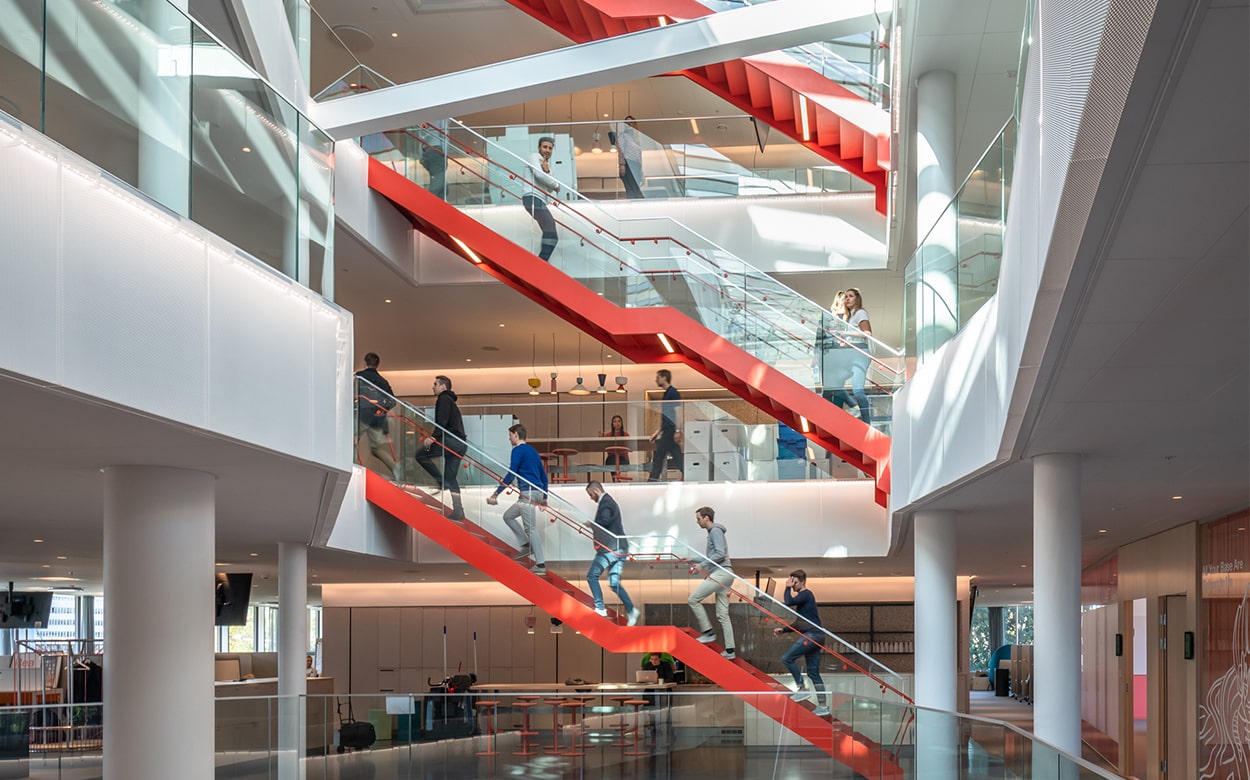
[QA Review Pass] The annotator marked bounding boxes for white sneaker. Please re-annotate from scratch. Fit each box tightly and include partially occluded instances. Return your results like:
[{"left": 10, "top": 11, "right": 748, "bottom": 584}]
[
  {"left": 812, "top": 706, "right": 831, "bottom": 717},
  {"left": 792, "top": 690, "right": 813, "bottom": 703},
  {"left": 593, "top": 607, "right": 608, "bottom": 617},
  {"left": 720, "top": 649, "right": 736, "bottom": 660},
  {"left": 627, "top": 607, "right": 642, "bottom": 627}
]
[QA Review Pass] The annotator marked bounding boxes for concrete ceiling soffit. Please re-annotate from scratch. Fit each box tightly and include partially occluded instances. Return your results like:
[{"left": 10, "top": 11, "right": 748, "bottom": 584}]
[{"left": 312, "top": 0, "right": 881, "bottom": 138}]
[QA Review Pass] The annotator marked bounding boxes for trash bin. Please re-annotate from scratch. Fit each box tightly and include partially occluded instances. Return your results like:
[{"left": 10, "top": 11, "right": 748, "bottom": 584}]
[{"left": 994, "top": 668, "right": 1010, "bottom": 697}]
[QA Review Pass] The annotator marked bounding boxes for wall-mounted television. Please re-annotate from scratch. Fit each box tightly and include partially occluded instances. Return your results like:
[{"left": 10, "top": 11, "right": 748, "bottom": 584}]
[
  {"left": 214, "top": 573, "right": 253, "bottom": 626},
  {"left": 0, "top": 591, "right": 54, "bottom": 629}
]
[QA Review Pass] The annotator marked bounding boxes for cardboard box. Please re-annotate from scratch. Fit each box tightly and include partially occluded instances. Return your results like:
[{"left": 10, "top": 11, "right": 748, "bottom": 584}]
[
  {"left": 711, "top": 453, "right": 744, "bottom": 481},
  {"left": 710, "top": 423, "right": 746, "bottom": 453},
  {"left": 683, "top": 422, "right": 711, "bottom": 455},
  {"left": 684, "top": 455, "right": 711, "bottom": 481}
]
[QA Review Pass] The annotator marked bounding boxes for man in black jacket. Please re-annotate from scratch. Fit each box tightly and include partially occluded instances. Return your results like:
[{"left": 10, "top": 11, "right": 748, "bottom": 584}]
[
  {"left": 584, "top": 481, "right": 641, "bottom": 625},
  {"left": 416, "top": 375, "right": 467, "bottom": 521},
  {"left": 354, "top": 352, "right": 400, "bottom": 481}
]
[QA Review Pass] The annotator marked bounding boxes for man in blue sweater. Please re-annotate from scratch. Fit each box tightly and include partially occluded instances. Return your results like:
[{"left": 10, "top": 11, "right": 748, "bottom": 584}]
[
  {"left": 773, "top": 569, "right": 831, "bottom": 717},
  {"left": 486, "top": 424, "right": 550, "bottom": 576},
  {"left": 584, "top": 481, "right": 641, "bottom": 625}
]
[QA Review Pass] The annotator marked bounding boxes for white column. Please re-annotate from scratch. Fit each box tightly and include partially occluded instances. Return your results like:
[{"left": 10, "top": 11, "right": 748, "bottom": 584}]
[
  {"left": 104, "top": 467, "right": 215, "bottom": 780},
  {"left": 278, "top": 542, "right": 308, "bottom": 780},
  {"left": 1033, "top": 453, "right": 1082, "bottom": 755},
  {"left": 914, "top": 509, "right": 959, "bottom": 780},
  {"left": 915, "top": 69, "right": 958, "bottom": 358}
]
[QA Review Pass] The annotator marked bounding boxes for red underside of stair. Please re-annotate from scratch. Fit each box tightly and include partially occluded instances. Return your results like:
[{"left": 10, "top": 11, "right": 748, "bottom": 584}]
[
  {"left": 367, "top": 159, "right": 892, "bottom": 506},
  {"left": 365, "top": 470, "right": 904, "bottom": 778},
  {"left": 503, "top": 0, "right": 891, "bottom": 214}
]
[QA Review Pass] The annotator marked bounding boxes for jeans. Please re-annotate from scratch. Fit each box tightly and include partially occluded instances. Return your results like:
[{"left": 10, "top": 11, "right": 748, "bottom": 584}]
[
  {"left": 416, "top": 437, "right": 466, "bottom": 493},
  {"left": 521, "top": 194, "right": 558, "bottom": 261},
  {"left": 688, "top": 568, "right": 736, "bottom": 648},
  {"left": 781, "top": 629, "right": 826, "bottom": 690},
  {"left": 587, "top": 550, "right": 634, "bottom": 612},
  {"left": 502, "top": 489, "right": 546, "bottom": 565}
]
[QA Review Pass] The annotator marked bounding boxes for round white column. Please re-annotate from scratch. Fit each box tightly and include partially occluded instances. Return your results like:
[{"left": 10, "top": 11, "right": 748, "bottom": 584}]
[
  {"left": 915, "top": 69, "right": 958, "bottom": 358},
  {"left": 103, "top": 467, "right": 215, "bottom": 780},
  {"left": 914, "top": 509, "right": 959, "bottom": 780},
  {"left": 1033, "top": 453, "right": 1082, "bottom": 755},
  {"left": 278, "top": 542, "right": 308, "bottom": 780}
]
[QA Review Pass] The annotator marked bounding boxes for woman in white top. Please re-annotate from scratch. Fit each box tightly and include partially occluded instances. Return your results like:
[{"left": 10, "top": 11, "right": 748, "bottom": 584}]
[{"left": 841, "top": 288, "right": 873, "bottom": 424}]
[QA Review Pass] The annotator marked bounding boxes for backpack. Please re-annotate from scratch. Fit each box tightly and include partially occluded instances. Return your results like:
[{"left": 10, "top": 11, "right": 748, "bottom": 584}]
[{"left": 356, "top": 376, "right": 393, "bottom": 426}]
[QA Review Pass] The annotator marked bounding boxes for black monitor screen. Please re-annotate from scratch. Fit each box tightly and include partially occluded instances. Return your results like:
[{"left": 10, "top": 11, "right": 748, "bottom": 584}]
[
  {"left": 0, "top": 591, "right": 54, "bottom": 629},
  {"left": 214, "top": 573, "right": 253, "bottom": 626}
]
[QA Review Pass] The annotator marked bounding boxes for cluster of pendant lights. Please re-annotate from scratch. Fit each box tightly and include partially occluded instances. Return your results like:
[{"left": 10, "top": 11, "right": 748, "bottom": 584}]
[{"left": 528, "top": 333, "right": 628, "bottom": 395}]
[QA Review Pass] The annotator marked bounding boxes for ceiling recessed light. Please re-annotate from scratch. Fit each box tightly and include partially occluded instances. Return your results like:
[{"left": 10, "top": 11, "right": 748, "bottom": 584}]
[
  {"left": 390, "top": 32, "right": 399, "bottom": 37},
  {"left": 249, "top": 553, "right": 259, "bottom": 557},
  {"left": 465, "top": 358, "right": 472, "bottom": 362},
  {"left": 41, "top": 564, "right": 50, "bottom": 569},
  {"left": 215, "top": 562, "right": 231, "bottom": 566},
  {"left": 34, "top": 576, "right": 79, "bottom": 582},
  {"left": 384, "top": 299, "right": 392, "bottom": 304},
  {"left": 56, "top": 556, "right": 67, "bottom": 560},
  {"left": 498, "top": 323, "right": 505, "bottom": 327},
  {"left": 1238, "top": 527, "right": 1246, "bottom": 532},
  {"left": 241, "top": 146, "right": 252, "bottom": 153},
  {"left": 33, "top": 539, "right": 43, "bottom": 543},
  {"left": 1171, "top": 495, "right": 1183, "bottom": 500},
  {"left": 1019, "top": 564, "right": 1027, "bottom": 568}
]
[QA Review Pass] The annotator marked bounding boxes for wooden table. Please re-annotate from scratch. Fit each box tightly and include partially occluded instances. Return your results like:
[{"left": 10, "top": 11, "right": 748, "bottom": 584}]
[{"left": 0, "top": 689, "right": 63, "bottom": 706}]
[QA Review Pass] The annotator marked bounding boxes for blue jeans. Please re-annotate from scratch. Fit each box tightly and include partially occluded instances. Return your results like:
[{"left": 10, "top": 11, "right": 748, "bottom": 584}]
[
  {"left": 586, "top": 550, "right": 634, "bottom": 612},
  {"left": 781, "top": 630, "right": 825, "bottom": 690}
]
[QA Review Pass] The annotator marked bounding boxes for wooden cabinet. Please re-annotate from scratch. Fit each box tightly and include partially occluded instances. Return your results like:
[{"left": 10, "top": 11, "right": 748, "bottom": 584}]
[{"left": 821, "top": 603, "right": 915, "bottom": 673}]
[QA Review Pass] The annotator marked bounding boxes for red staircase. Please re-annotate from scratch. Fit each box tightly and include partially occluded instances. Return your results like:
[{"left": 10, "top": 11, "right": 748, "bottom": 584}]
[
  {"left": 504, "top": 0, "right": 891, "bottom": 214},
  {"left": 368, "top": 159, "right": 892, "bottom": 506},
  {"left": 365, "top": 469, "right": 905, "bottom": 777}
]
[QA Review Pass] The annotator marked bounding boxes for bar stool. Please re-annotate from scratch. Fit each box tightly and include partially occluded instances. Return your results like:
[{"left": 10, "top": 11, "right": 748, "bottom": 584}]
[
  {"left": 511, "top": 698, "right": 541, "bottom": 756},
  {"left": 558, "top": 699, "right": 588, "bottom": 756},
  {"left": 609, "top": 696, "right": 633, "bottom": 748},
  {"left": 475, "top": 700, "right": 499, "bottom": 756},
  {"left": 542, "top": 697, "right": 568, "bottom": 755},
  {"left": 550, "top": 448, "right": 579, "bottom": 483},
  {"left": 622, "top": 699, "right": 651, "bottom": 756},
  {"left": 604, "top": 446, "right": 632, "bottom": 482}
]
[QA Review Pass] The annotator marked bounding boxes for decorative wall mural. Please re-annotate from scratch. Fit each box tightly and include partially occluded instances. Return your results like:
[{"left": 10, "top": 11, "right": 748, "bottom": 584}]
[{"left": 1199, "top": 584, "right": 1249, "bottom": 780}]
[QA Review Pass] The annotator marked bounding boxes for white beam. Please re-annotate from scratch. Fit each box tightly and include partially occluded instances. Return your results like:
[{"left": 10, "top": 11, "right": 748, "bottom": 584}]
[{"left": 311, "top": 0, "right": 880, "bottom": 139}]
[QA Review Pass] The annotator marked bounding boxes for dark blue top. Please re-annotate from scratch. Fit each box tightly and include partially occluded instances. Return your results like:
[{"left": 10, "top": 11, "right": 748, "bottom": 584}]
[
  {"left": 783, "top": 587, "right": 823, "bottom": 634},
  {"left": 494, "top": 441, "right": 548, "bottom": 496},
  {"left": 591, "top": 493, "right": 627, "bottom": 552},
  {"left": 660, "top": 385, "right": 681, "bottom": 431}
]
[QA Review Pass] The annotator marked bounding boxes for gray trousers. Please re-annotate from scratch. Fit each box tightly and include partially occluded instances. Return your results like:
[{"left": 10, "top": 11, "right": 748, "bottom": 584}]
[
  {"left": 688, "top": 568, "right": 736, "bottom": 648},
  {"left": 502, "top": 489, "right": 546, "bottom": 565}
]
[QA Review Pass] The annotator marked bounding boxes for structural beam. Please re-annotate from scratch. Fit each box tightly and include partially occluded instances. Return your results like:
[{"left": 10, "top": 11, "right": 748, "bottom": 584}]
[{"left": 311, "top": 0, "right": 881, "bottom": 138}]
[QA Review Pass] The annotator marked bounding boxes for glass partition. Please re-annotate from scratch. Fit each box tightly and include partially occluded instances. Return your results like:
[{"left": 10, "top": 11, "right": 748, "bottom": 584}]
[
  {"left": 0, "top": 0, "right": 335, "bottom": 299},
  {"left": 369, "top": 119, "right": 906, "bottom": 431},
  {"left": 903, "top": 117, "right": 1016, "bottom": 364}
]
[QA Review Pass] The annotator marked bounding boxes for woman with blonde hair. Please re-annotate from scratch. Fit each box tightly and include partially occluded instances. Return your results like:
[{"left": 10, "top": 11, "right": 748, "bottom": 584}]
[
  {"left": 816, "top": 291, "right": 850, "bottom": 404},
  {"left": 838, "top": 288, "right": 873, "bottom": 424}
]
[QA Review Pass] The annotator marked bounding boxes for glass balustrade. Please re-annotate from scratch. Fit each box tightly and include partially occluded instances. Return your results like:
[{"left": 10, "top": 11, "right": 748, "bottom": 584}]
[
  {"left": 0, "top": 0, "right": 334, "bottom": 298},
  {"left": 903, "top": 117, "right": 1016, "bottom": 365},
  {"left": 695, "top": 0, "right": 893, "bottom": 108},
  {"left": 368, "top": 120, "right": 906, "bottom": 432},
  {"left": 462, "top": 116, "right": 874, "bottom": 201},
  {"left": 354, "top": 379, "right": 907, "bottom": 699}
]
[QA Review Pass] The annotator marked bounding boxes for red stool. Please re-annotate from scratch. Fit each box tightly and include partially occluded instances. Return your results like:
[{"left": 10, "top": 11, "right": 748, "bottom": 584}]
[
  {"left": 543, "top": 698, "right": 568, "bottom": 755},
  {"left": 512, "top": 699, "right": 541, "bottom": 756},
  {"left": 609, "top": 696, "right": 633, "bottom": 748},
  {"left": 623, "top": 699, "right": 651, "bottom": 756},
  {"left": 559, "top": 699, "right": 588, "bottom": 756},
  {"left": 605, "top": 446, "right": 633, "bottom": 482},
  {"left": 475, "top": 700, "right": 499, "bottom": 756},
  {"left": 550, "top": 448, "right": 579, "bottom": 483}
]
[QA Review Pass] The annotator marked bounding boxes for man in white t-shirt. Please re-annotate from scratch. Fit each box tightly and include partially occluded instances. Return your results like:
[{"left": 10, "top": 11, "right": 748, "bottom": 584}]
[{"left": 522, "top": 136, "right": 561, "bottom": 261}]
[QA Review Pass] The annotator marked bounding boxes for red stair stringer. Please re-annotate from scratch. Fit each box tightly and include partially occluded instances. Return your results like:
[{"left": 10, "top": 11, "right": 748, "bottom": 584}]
[
  {"left": 368, "top": 160, "right": 891, "bottom": 506},
  {"left": 503, "top": 0, "right": 891, "bottom": 214},
  {"left": 364, "top": 470, "right": 904, "bottom": 778}
]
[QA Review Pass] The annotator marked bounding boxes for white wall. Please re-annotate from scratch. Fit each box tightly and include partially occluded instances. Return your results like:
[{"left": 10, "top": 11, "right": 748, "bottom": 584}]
[
  {"left": 889, "top": 0, "right": 1112, "bottom": 510},
  {"left": 0, "top": 114, "right": 353, "bottom": 470}
]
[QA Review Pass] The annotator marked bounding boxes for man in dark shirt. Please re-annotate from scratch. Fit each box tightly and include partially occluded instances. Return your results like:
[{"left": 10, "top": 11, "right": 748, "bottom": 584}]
[
  {"left": 416, "top": 375, "right": 467, "bottom": 521},
  {"left": 584, "top": 481, "right": 641, "bottom": 625},
  {"left": 647, "top": 369, "right": 683, "bottom": 481},
  {"left": 773, "top": 569, "right": 831, "bottom": 716},
  {"left": 643, "top": 652, "right": 675, "bottom": 682},
  {"left": 354, "top": 352, "right": 400, "bottom": 481}
]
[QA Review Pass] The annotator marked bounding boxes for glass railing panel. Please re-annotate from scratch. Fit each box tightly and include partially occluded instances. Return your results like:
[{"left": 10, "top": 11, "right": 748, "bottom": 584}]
[
  {"left": 0, "top": 702, "right": 105, "bottom": 777},
  {"left": 356, "top": 379, "right": 906, "bottom": 696},
  {"left": 0, "top": 0, "right": 46, "bottom": 129},
  {"left": 903, "top": 117, "right": 1016, "bottom": 365},
  {"left": 372, "top": 119, "right": 906, "bottom": 432},
  {"left": 6, "top": 0, "right": 334, "bottom": 300},
  {"left": 42, "top": 0, "right": 193, "bottom": 214},
  {"left": 694, "top": 0, "right": 892, "bottom": 107}
]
